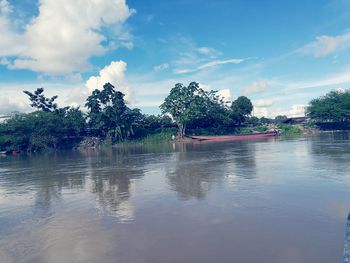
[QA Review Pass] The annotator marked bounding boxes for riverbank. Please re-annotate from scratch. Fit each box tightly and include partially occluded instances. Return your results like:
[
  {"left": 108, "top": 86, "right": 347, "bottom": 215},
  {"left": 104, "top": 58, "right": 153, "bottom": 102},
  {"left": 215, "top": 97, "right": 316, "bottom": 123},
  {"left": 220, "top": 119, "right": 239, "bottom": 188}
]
[{"left": 0, "top": 122, "right": 322, "bottom": 154}]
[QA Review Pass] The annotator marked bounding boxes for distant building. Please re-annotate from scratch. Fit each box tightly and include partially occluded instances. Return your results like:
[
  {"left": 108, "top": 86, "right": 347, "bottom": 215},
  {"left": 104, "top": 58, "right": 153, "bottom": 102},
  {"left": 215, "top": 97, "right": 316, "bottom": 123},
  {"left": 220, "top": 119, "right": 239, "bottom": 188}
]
[{"left": 282, "top": 116, "right": 309, "bottom": 124}]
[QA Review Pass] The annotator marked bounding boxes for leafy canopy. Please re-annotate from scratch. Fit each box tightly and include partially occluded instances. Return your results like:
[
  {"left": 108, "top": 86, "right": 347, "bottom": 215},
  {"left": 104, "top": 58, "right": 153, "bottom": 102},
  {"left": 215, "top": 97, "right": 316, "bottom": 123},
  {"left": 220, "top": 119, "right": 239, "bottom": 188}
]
[
  {"left": 306, "top": 89, "right": 350, "bottom": 122},
  {"left": 23, "top": 88, "right": 59, "bottom": 112},
  {"left": 230, "top": 96, "right": 253, "bottom": 125},
  {"left": 160, "top": 82, "right": 228, "bottom": 137},
  {"left": 85, "top": 82, "right": 140, "bottom": 141}
]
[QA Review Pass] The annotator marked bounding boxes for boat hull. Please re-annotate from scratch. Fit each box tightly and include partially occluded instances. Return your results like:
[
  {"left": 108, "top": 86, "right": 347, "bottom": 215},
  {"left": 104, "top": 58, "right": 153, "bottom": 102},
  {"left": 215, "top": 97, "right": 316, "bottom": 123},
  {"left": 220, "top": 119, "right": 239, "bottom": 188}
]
[{"left": 190, "top": 132, "right": 278, "bottom": 142}]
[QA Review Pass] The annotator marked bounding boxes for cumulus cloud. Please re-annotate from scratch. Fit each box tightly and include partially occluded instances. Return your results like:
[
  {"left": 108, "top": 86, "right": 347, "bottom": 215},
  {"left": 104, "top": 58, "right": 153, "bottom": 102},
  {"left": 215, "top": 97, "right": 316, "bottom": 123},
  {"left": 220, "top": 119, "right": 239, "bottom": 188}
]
[
  {"left": 0, "top": 0, "right": 134, "bottom": 75},
  {"left": 153, "top": 63, "right": 169, "bottom": 72},
  {"left": 0, "top": 94, "right": 30, "bottom": 114},
  {"left": 242, "top": 81, "right": 268, "bottom": 95},
  {"left": 253, "top": 99, "right": 273, "bottom": 108},
  {"left": 86, "top": 60, "right": 132, "bottom": 102},
  {"left": 254, "top": 104, "right": 308, "bottom": 118},
  {"left": 299, "top": 29, "right": 350, "bottom": 57}
]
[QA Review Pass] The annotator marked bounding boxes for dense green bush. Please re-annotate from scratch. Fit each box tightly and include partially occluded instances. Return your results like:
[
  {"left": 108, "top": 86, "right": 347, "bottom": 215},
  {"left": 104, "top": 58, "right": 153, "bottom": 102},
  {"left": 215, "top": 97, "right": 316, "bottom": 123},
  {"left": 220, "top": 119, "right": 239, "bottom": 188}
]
[{"left": 0, "top": 109, "right": 86, "bottom": 152}]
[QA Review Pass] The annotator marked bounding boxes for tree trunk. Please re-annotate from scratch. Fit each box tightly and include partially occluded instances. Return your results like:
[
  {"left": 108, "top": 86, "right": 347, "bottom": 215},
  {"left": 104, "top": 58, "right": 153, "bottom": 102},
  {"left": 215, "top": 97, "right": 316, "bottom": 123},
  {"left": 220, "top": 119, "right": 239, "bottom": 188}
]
[{"left": 178, "top": 123, "right": 186, "bottom": 139}]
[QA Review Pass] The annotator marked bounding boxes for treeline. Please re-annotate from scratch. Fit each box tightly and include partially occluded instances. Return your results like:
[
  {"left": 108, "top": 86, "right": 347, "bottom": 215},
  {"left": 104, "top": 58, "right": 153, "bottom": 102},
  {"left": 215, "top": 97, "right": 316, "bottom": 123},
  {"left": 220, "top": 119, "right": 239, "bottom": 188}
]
[
  {"left": 8, "top": 81, "right": 349, "bottom": 152},
  {"left": 0, "top": 81, "right": 272, "bottom": 152},
  {"left": 0, "top": 84, "right": 175, "bottom": 152},
  {"left": 306, "top": 89, "right": 350, "bottom": 122}
]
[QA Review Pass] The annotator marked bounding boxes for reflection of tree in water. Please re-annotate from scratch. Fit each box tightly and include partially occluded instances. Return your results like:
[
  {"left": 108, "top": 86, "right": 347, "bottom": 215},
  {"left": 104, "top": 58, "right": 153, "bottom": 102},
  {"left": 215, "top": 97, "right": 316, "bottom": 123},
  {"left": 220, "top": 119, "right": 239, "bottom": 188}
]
[
  {"left": 310, "top": 132, "right": 350, "bottom": 159},
  {"left": 1, "top": 144, "right": 173, "bottom": 222},
  {"left": 309, "top": 132, "right": 350, "bottom": 177},
  {"left": 228, "top": 141, "right": 257, "bottom": 180},
  {"left": 166, "top": 141, "right": 257, "bottom": 200},
  {"left": 87, "top": 148, "right": 147, "bottom": 221},
  {"left": 1, "top": 152, "right": 88, "bottom": 215}
]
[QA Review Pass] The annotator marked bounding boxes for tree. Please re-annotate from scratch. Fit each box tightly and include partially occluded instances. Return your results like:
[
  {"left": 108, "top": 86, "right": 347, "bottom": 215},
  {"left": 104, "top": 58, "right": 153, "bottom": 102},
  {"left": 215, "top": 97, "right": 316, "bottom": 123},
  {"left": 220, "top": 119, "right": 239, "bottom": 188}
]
[
  {"left": 306, "top": 90, "right": 350, "bottom": 122},
  {"left": 230, "top": 96, "right": 253, "bottom": 124},
  {"left": 23, "top": 88, "right": 58, "bottom": 112},
  {"left": 0, "top": 107, "right": 86, "bottom": 152},
  {"left": 160, "top": 82, "right": 216, "bottom": 138},
  {"left": 85, "top": 83, "right": 135, "bottom": 141}
]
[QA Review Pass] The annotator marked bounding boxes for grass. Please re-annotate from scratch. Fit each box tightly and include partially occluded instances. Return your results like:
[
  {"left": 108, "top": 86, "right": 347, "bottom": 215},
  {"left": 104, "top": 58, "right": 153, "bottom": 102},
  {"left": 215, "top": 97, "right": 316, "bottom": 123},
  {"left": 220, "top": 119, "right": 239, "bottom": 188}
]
[
  {"left": 138, "top": 131, "right": 175, "bottom": 144},
  {"left": 235, "top": 125, "right": 268, "bottom": 135},
  {"left": 277, "top": 124, "right": 302, "bottom": 136}
]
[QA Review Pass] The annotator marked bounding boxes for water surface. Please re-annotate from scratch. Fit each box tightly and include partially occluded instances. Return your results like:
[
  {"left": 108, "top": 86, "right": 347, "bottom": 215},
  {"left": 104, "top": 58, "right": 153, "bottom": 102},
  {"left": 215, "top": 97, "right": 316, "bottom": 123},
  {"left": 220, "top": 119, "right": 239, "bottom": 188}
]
[{"left": 1, "top": 133, "right": 350, "bottom": 263}]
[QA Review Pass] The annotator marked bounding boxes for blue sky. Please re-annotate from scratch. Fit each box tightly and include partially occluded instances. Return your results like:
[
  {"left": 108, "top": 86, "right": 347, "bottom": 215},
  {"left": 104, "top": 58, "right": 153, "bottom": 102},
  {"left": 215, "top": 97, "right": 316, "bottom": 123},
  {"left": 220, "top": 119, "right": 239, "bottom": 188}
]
[{"left": 1, "top": 0, "right": 350, "bottom": 117}]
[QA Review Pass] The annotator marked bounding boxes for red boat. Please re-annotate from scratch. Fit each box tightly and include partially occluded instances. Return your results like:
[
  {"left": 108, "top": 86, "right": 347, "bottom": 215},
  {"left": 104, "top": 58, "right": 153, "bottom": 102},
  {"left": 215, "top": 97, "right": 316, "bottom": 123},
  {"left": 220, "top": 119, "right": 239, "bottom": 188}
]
[{"left": 189, "top": 131, "right": 278, "bottom": 142}]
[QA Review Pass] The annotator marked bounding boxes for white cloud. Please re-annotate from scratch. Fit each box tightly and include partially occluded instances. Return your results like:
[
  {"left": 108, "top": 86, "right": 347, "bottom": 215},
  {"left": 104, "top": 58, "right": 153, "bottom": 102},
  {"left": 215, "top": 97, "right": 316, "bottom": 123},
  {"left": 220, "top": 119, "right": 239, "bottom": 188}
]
[
  {"left": 174, "top": 58, "right": 245, "bottom": 74},
  {"left": 254, "top": 104, "right": 308, "bottom": 118},
  {"left": 217, "top": 88, "right": 231, "bottom": 102},
  {"left": 0, "top": 0, "right": 11, "bottom": 14},
  {"left": 242, "top": 80, "right": 268, "bottom": 95},
  {"left": 0, "top": 57, "right": 9, "bottom": 65},
  {"left": 199, "top": 83, "right": 231, "bottom": 103},
  {"left": 0, "top": 93, "right": 30, "bottom": 114},
  {"left": 196, "top": 47, "right": 221, "bottom": 57},
  {"left": 253, "top": 107, "right": 269, "bottom": 118},
  {"left": 254, "top": 99, "right": 273, "bottom": 108},
  {"left": 153, "top": 63, "right": 169, "bottom": 72},
  {"left": 0, "top": 0, "right": 135, "bottom": 75},
  {"left": 132, "top": 99, "right": 163, "bottom": 107},
  {"left": 299, "top": 29, "right": 350, "bottom": 57},
  {"left": 172, "top": 37, "right": 247, "bottom": 74},
  {"left": 287, "top": 69, "right": 350, "bottom": 90},
  {"left": 272, "top": 104, "right": 307, "bottom": 118},
  {"left": 86, "top": 60, "right": 132, "bottom": 102}
]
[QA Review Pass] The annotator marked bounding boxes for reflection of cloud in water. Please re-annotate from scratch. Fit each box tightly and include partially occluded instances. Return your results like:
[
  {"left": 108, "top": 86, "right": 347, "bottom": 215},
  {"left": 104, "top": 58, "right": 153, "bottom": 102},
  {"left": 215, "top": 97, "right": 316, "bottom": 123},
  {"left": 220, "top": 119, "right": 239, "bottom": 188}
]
[{"left": 166, "top": 141, "right": 258, "bottom": 199}]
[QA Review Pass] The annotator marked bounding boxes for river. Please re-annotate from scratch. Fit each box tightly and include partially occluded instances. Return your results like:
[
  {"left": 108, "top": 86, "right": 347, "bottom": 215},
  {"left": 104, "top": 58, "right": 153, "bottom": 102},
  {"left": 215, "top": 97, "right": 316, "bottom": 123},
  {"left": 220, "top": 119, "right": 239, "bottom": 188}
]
[{"left": 1, "top": 133, "right": 350, "bottom": 263}]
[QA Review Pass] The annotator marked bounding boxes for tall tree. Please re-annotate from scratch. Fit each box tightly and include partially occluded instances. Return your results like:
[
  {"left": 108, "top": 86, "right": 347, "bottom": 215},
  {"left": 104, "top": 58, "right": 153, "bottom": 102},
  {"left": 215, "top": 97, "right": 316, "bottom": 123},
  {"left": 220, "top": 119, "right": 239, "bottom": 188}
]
[
  {"left": 160, "top": 82, "right": 226, "bottom": 138},
  {"left": 85, "top": 82, "right": 133, "bottom": 141}
]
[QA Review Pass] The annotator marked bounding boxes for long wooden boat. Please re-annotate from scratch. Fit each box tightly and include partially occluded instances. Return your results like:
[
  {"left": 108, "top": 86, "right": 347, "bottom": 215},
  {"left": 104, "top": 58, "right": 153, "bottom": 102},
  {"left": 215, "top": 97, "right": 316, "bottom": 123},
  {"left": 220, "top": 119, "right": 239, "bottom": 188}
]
[{"left": 189, "top": 131, "right": 278, "bottom": 142}]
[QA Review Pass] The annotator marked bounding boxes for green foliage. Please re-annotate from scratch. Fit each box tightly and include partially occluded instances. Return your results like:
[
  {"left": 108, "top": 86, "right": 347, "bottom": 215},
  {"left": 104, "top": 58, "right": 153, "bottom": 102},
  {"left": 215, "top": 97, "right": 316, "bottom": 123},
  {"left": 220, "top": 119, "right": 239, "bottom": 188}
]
[
  {"left": 85, "top": 83, "right": 176, "bottom": 143},
  {"left": 1, "top": 87, "right": 87, "bottom": 152},
  {"left": 85, "top": 83, "right": 132, "bottom": 141},
  {"left": 235, "top": 125, "right": 268, "bottom": 135},
  {"left": 0, "top": 109, "right": 86, "bottom": 152},
  {"left": 277, "top": 124, "right": 302, "bottom": 136},
  {"left": 260, "top": 117, "right": 274, "bottom": 124},
  {"left": 306, "top": 90, "right": 350, "bottom": 122},
  {"left": 230, "top": 96, "right": 253, "bottom": 125},
  {"left": 160, "top": 82, "right": 205, "bottom": 138},
  {"left": 160, "top": 82, "right": 230, "bottom": 138},
  {"left": 23, "top": 88, "right": 59, "bottom": 112},
  {"left": 1, "top": 81, "right": 266, "bottom": 151},
  {"left": 137, "top": 130, "right": 177, "bottom": 144},
  {"left": 254, "top": 125, "right": 269, "bottom": 132},
  {"left": 246, "top": 116, "right": 273, "bottom": 126}
]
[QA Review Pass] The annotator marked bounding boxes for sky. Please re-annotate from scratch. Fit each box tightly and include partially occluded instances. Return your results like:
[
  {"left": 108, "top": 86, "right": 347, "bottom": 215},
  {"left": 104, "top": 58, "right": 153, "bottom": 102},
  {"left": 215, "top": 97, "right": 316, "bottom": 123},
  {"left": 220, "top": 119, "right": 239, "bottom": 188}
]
[{"left": 1, "top": 0, "right": 350, "bottom": 117}]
